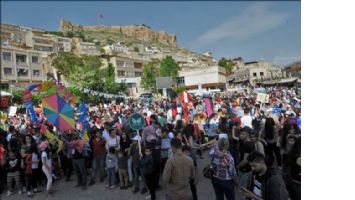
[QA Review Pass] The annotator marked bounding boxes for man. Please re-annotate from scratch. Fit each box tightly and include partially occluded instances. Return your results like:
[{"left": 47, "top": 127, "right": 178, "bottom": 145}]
[
  {"left": 241, "top": 151, "right": 289, "bottom": 200},
  {"left": 89, "top": 130, "right": 106, "bottom": 186},
  {"left": 241, "top": 108, "right": 253, "bottom": 128},
  {"left": 237, "top": 127, "right": 255, "bottom": 198},
  {"left": 72, "top": 135, "right": 88, "bottom": 190},
  {"left": 163, "top": 138, "right": 195, "bottom": 200}
]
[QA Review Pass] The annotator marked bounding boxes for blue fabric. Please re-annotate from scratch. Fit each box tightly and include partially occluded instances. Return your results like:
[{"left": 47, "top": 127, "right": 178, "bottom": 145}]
[{"left": 25, "top": 101, "right": 38, "bottom": 124}]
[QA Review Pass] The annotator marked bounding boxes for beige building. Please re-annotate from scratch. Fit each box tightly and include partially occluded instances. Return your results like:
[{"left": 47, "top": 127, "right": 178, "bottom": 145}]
[
  {"left": 178, "top": 66, "right": 226, "bottom": 90},
  {"left": 1, "top": 46, "right": 46, "bottom": 87},
  {"left": 232, "top": 60, "right": 282, "bottom": 84},
  {"left": 55, "top": 36, "right": 72, "bottom": 52},
  {"left": 102, "top": 55, "right": 148, "bottom": 78},
  {"left": 75, "top": 42, "right": 100, "bottom": 56}
]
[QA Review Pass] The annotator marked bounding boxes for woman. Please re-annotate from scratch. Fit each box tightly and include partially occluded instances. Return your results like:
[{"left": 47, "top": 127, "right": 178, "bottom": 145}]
[
  {"left": 24, "top": 145, "right": 40, "bottom": 197},
  {"left": 210, "top": 138, "right": 237, "bottom": 200},
  {"left": 284, "top": 137, "right": 301, "bottom": 200},
  {"left": 105, "top": 129, "right": 120, "bottom": 152},
  {"left": 120, "top": 131, "right": 132, "bottom": 186},
  {"left": 263, "top": 117, "right": 282, "bottom": 167},
  {"left": 40, "top": 141, "right": 54, "bottom": 197}
]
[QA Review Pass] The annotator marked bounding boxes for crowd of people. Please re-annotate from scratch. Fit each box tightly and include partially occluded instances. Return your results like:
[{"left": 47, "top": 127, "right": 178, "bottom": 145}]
[{"left": 0, "top": 85, "right": 301, "bottom": 200}]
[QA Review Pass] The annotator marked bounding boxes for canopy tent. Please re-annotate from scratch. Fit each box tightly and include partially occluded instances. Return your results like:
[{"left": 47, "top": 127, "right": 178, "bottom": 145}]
[{"left": 1, "top": 91, "right": 12, "bottom": 97}]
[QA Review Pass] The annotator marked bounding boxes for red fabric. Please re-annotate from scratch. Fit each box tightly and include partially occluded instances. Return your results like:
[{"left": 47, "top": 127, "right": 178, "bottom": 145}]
[
  {"left": 91, "top": 139, "right": 106, "bottom": 156},
  {"left": 24, "top": 154, "right": 32, "bottom": 175},
  {"left": 0, "top": 146, "right": 5, "bottom": 162}
]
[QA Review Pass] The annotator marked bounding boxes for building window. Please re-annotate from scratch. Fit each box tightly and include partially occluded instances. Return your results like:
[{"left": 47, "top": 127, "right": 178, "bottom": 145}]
[
  {"left": 17, "top": 68, "right": 29, "bottom": 77},
  {"left": 260, "top": 72, "right": 264, "bottom": 76},
  {"left": 253, "top": 72, "right": 257, "bottom": 77},
  {"left": 32, "top": 56, "right": 39, "bottom": 63},
  {"left": 33, "top": 70, "right": 41, "bottom": 77},
  {"left": 117, "top": 70, "right": 125, "bottom": 76},
  {"left": 16, "top": 54, "right": 27, "bottom": 63},
  {"left": 176, "top": 77, "right": 185, "bottom": 86},
  {"left": 134, "top": 62, "right": 142, "bottom": 69},
  {"left": 135, "top": 72, "right": 142, "bottom": 77},
  {"left": 125, "top": 62, "right": 133, "bottom": 68},
  {"left": 2, "top": 52, "right": 12, "bottom": 62},
  {"left": 116, "top": 61, "right": 124, "bottom": 67},
  {"left": 3, "top": 68, "right": 13, "bottom": 75}
]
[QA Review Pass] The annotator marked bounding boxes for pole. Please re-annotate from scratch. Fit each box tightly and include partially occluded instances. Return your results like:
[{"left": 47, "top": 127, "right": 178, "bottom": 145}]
[{"left": 137, "top": 130, "right": 142, "bottom": 159}]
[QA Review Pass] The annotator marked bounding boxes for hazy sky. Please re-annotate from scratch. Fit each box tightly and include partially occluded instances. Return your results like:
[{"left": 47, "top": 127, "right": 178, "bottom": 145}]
[{"left": 2, "top": 1, "right": 300, "bottom": 66}]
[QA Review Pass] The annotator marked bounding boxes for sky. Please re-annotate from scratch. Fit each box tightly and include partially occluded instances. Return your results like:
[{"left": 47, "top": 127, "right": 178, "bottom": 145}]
[{"left": 1, "top": 1, "right": 300, "bottom": 66}]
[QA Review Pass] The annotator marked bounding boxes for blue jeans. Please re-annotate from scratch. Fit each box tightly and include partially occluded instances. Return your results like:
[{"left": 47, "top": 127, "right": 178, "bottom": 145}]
[
  {"left": 107, "top": 168, "right": 116, "bottom": 186},
  {"left": 211, "top": 178, "right": 235, "bottom": 200}
]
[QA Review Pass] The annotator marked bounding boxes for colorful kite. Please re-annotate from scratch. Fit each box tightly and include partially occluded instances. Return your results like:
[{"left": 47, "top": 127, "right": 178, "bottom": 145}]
[{"left": 42, "top": 94, "right": 75, "bottom": 132}]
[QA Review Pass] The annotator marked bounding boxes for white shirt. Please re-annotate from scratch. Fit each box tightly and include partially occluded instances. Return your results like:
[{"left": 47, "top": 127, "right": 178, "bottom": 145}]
[
  {"left": 241, "top": 115, "right": 253, "bottom": 128},
  {"left": 102, "top": 129, "right": 110, "bottom": 141},
  {"left": 105, "top": 136, "right": 120, "bottom": 151},
  {"left": 32, "top": 153, "right": 39, "bottom": 169},
  {"left": 41, "top": 151, "right": 51, "bottom": 168}
]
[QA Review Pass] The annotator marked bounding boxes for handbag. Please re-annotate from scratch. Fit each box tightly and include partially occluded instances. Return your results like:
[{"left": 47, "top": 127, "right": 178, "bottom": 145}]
[{"left": 203, "top": 163, "right": 215, "bottom": 179}]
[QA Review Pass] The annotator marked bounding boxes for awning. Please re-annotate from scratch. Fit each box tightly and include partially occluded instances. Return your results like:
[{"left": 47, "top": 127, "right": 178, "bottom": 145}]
[{"left": 1, "top": 91, "right": 13, "bottom": 97}]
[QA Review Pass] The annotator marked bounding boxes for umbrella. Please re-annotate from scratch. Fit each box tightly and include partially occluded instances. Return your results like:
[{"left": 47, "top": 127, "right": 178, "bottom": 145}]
[{"left": 42, "top": 94, "right": 75, "bottom": 132}]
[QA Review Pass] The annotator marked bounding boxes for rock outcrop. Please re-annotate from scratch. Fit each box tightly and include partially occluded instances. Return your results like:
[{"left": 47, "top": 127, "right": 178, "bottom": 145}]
[{"left": 60, "top": 19, "right": 177, "bottom": 47}]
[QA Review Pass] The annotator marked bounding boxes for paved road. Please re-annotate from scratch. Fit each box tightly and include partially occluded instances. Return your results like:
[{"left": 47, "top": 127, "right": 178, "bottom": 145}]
[{"left": 1, "top": 151, "right": 244, "bottom": 200}]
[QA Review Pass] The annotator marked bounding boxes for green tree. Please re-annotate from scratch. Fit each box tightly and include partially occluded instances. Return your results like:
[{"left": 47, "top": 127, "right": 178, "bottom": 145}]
[
  {"left": 160, "top": 56, "right": 179, "bottom": 85},
  {"left": 133, "top": 47, "right": 139, "bottom": 52},
  {"left": 218, "top": 57, "right": 234, "bottom": 76},
  {"left": 53, "top": 52, "right": 104, "bottom": 90},
  {"left": 141, "top": 59, "right": 160, "bottom": 91},
  {"left": 117, "top": 80, "right": 128, "bottom": 94},
  {"left": 103, "top": 63, "right": 120, "bottom": 94}
]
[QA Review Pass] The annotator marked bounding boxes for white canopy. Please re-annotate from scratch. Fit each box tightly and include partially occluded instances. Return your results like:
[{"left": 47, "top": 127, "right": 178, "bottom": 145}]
[{"left": 0, "top": 91, "right": 12, "bottom": 96}]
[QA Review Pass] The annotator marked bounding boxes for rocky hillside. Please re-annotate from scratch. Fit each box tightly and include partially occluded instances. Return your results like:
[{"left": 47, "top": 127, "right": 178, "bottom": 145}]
[{"left": 60, "top": 19, "right": 178, "bottom": 47}]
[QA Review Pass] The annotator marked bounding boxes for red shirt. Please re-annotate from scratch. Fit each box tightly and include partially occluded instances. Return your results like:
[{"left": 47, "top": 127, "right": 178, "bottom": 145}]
[{"left": 91, "top": 138, "right": 106, "bottom": 156}]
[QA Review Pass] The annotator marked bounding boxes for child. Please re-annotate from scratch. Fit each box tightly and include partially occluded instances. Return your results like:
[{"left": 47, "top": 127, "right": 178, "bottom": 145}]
[
  {"left": 183, "top": 145, "right": 198, "bottom": 200},
  {"left": 117, "top": 150, "right": 128, "bottom": 189},
  {"left": 6, "top": 151, "right": 22, "bottom": 196},
  {"left": 106, "top": 147, "right": 118, "bottom": 189},
  {"left": 40, "top": 141, "right": 54, "bottom": 197},
  {"left": 160, "top": 127, "right": 171, "bottom": 174},
  {"left": 141, "top": 147, "right": 155, "bottom": 200}
]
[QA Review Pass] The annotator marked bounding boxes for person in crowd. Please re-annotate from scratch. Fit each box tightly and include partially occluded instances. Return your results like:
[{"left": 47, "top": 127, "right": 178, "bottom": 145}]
[
  {"left": 72, "top": 135, "right": 87, "bottom": 190},
  {"left": 241, "top": 151, "right": 289, "bottom": 200},
  {"left": 105, "top": 128, "right": 120, "bottom": 152},
  {"left": 163, "top": 138, "right": 195, "bottom": 200},
  {"left": 131, "top": 135, "right": 148, "bottom": 194},
  {"left": 105, "top": 147, "right": 118, "bottom": 189},
  {"left": 160, "top": 127, "right": 171, "bottom": 174},
  {"left": 117, "top": 150, "right": 128, "bottom": 190},
  {"left": 89, "top": 130, "right": 106, "bottom": 186},
  {"left": 262, "top": 117, "right": 282, "bottom": 168},
  {"left": 283, "top": 137, "right": 301, "bottom": 200},
  {"left": 24, "top": 145, "right": 40, "bottom": 197},
  {"left": 40, "top": 141, "right": 54, "bottom": 197},
  {"left": 6, "top": 151, "right": 22, "bottom": 196},
  {"left": 141, "top": 147, "right": 155, "bottom": 200},
  {"left": 237, "top": 126, "right": 255, "bottom": 199},
  {"left": 209, "top": 137, "right": 237, "bottom": 200},
  {"left": 182, "top": 145, "right": 198, "bottom": 200},
  {"left": 120, "top": 131, "right": 133, "bottom": 186},
  {"left": 249, "top": 130, "right": 265, "bottom": 156}
]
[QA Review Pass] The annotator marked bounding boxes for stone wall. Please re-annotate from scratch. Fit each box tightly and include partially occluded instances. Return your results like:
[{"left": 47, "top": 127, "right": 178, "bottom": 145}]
[{"left": 60, "top": 19, "right": 177, "bottom": 47}]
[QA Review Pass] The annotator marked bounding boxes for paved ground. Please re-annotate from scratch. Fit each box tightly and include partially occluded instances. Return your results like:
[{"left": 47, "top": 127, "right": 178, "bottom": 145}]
[{"left": 1, "top": 151, "right": 245, "bottom": 200}]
